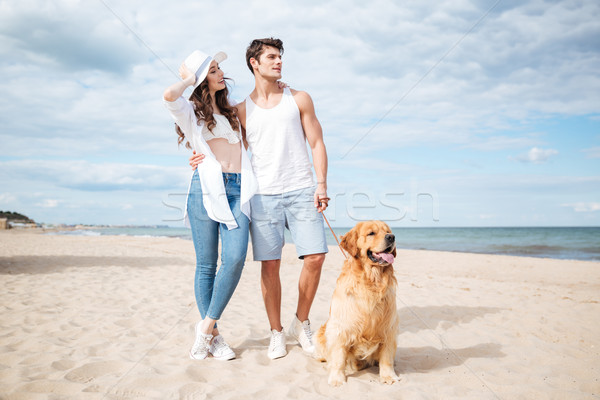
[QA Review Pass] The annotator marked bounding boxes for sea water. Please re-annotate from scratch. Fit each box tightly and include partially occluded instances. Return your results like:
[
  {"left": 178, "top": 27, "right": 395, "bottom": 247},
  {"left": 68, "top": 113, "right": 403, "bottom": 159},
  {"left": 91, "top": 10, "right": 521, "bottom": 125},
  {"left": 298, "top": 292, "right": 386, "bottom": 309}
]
[{"left": 53, "top": 226, "right": 600, "bottom": 261}]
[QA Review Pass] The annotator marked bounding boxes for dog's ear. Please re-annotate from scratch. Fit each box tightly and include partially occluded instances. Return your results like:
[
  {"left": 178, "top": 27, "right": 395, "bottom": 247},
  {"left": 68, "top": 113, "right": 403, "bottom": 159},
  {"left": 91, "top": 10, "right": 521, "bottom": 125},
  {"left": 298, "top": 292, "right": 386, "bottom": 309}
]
[{"left": 340, "top": 229, "right": 359, "bottom": 258}]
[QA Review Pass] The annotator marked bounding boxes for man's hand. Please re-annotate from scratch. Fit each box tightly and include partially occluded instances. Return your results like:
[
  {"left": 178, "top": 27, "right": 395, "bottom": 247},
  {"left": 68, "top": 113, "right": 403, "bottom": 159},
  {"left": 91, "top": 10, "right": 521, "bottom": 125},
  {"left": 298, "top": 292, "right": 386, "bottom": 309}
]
[
  {"left": 314, "top": 183, "right": 329, "bottom": 213},
  {"left": 189, "top": 150, "right": 205, "bottom": 170}
]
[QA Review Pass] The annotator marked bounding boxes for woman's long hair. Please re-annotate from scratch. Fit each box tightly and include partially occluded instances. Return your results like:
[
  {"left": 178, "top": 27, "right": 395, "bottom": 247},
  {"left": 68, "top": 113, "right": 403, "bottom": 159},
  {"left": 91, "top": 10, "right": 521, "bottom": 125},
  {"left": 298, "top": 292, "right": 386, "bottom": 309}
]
[{"left": 175, "top": 77, "right": 239, "bottom": 149}]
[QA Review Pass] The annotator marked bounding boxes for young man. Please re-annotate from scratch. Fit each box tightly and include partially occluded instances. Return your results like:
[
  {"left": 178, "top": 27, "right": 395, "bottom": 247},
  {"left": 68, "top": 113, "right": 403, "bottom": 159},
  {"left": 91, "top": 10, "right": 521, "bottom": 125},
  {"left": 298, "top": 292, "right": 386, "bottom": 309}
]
[
  {"left": 190, "top": 37, "right": 329, "bottom": 359},
  {"left": 238, "top": 38, "right": 329, "bottom": 359}
]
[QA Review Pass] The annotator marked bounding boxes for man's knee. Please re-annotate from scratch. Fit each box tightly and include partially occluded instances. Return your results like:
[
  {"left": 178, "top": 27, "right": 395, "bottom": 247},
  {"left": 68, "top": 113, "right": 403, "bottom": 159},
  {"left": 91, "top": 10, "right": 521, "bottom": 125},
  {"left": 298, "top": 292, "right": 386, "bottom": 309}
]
[
  {"left": 261, "top": 260, "right": 281, "bottom": 277},
  {"left": 303, "top": 253, "right": 326, "bottom": 270}
]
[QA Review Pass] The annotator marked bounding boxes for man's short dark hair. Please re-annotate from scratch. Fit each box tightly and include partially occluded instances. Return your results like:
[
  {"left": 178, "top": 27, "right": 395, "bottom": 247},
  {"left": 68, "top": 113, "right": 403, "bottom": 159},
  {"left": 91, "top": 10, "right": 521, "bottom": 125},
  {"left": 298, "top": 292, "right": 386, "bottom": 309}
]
[{"left": 245, "top": 37, "right": 284, "bottom": 75}]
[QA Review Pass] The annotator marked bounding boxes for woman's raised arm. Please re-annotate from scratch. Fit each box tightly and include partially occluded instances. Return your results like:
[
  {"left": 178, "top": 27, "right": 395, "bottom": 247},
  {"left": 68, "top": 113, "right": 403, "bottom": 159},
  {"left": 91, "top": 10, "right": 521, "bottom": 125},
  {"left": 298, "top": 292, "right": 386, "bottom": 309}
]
[{"left": 163, "top": 63, "right": 196, "bottom": 102}]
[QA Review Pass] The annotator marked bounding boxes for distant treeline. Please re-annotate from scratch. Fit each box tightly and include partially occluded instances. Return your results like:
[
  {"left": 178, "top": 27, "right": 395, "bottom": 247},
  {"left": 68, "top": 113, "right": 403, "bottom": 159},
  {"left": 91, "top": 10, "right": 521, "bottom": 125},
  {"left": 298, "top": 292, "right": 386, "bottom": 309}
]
[{"left": 0, "top": 211, "right": 35, "bottom": 223}]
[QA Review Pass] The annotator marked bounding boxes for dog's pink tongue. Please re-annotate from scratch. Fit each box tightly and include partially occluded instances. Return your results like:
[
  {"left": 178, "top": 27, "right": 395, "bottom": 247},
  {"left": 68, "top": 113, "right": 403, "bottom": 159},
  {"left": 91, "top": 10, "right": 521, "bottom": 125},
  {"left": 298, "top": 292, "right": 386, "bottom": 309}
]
[{"left": 376, "top": 252, "right": 395, "bottom": 264}]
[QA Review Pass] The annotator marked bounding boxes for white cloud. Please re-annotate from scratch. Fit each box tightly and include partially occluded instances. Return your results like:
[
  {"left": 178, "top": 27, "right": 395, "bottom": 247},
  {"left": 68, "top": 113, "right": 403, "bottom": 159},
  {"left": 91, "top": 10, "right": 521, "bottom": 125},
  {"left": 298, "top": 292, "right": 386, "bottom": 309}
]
[
  {"left": 582, "top": 147, "right": 600, "bottom": 159},
  {"left": 0, "top": 160, "right": 189, "bottom": 192},
  {"left": 465, "top": 135, "right": 542, "bottom": 151},
  {"left": 38, "top": 199, "right": 59, "bottom": 208},
  {"left": 0, "top": 193, "right": 18, "bottom": 205},
  {"left": 0, "top": 0, "right": 146, "bottom": 74},
  {"left": 561, "top": 202, "right": 600, "bottom": 212},
  {"left": 513, "top": 147, "right": 558, "bottom": 164}
]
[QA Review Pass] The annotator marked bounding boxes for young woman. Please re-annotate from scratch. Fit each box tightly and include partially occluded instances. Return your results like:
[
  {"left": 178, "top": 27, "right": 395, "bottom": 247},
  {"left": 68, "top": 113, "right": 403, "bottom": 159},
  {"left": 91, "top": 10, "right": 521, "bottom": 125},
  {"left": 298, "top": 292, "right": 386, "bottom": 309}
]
[{"left": 163, "top": 50, "right": 257, "bottom": 360}]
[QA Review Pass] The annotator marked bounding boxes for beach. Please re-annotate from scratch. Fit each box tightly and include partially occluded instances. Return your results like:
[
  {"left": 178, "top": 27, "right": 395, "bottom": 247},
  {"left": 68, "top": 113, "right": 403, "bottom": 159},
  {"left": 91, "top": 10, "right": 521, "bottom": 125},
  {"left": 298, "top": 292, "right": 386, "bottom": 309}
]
[{"left": 0, "top": 230, "right": 598, "bottom": 400}]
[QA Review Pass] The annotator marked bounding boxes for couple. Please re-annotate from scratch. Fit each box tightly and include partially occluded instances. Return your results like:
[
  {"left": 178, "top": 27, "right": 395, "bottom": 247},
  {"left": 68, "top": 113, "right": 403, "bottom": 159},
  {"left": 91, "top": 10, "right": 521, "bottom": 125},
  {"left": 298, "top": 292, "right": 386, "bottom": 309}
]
[{"left": 163, "top": 38, "right": 329, "bottom": 361}]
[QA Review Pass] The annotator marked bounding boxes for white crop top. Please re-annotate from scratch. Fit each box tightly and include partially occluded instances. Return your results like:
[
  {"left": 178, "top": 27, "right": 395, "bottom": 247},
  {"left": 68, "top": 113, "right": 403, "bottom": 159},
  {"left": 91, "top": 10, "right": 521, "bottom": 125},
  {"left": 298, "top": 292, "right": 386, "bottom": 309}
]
[{"left": 201, "top": 114, "right": 240, "bottom": 144}]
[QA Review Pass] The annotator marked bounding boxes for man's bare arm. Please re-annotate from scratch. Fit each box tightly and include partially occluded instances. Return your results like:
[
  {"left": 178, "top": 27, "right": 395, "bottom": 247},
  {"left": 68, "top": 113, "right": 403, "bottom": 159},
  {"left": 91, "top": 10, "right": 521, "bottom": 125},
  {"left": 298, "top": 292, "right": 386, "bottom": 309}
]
[
  {"left": 235, "top": 101, "right": 249, "bottom": 150},
  {"left": 293, "top": 89, "right": 329, "bottom": 212}
]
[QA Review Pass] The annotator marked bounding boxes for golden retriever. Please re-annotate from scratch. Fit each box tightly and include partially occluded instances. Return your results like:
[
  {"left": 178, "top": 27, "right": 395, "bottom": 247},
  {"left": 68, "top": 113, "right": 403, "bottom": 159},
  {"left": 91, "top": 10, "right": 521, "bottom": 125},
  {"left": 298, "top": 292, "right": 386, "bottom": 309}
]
[{"left": 315, "top": 220, "right": 399, "bottom": 386}]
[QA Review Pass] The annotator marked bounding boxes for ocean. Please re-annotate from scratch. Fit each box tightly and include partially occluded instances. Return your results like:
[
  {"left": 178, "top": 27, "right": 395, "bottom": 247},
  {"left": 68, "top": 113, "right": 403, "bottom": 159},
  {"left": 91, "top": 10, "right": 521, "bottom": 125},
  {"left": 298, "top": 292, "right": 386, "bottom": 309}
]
[{"left": 52, "top": 226, "right": 600, "bottom": 262}]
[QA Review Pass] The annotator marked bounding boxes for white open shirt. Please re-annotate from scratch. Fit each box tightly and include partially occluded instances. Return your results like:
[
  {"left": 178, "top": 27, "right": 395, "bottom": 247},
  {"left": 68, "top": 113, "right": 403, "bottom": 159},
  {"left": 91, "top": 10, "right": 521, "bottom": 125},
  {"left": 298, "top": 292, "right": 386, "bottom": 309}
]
[{"left": 164, "top": 96, "right": 257, "bottom": 230}]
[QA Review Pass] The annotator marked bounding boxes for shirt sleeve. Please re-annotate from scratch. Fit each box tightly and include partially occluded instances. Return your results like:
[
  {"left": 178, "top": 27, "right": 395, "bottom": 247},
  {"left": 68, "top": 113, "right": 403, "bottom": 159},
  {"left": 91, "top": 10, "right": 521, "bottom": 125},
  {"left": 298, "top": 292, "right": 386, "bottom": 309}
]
[{"left": 164, "top": 96, "right": 197, "bottom": 140}]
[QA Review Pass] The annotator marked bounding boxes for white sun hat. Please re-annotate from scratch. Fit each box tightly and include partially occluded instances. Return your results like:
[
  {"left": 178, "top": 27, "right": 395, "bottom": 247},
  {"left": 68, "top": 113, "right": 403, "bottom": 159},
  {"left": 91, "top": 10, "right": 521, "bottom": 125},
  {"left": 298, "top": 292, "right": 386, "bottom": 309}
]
[{"left": 184, "top": 50, "right": 227, "bottom": 94}]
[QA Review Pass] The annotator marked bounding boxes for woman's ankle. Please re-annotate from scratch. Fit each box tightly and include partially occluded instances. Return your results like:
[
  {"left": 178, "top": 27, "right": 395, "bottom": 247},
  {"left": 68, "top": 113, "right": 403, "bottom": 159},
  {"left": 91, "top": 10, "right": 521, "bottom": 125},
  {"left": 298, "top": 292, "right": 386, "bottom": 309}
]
[{"left": 200, "top": 318, "right": 217, "bottom": 335}]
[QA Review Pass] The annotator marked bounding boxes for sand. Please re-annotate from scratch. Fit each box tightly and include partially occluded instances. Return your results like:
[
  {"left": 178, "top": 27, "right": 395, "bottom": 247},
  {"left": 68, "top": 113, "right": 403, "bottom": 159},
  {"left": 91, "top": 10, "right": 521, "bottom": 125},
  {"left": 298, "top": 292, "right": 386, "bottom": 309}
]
[{"left": 0, "top": 229, "right": 598, "bottom": 400}]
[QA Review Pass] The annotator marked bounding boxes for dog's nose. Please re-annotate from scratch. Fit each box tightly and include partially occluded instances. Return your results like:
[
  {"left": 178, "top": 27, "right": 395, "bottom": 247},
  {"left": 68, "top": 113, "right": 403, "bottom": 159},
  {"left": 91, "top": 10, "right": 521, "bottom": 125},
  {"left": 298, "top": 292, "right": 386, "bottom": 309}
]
[{"left": 385, "top": 233, "right": 395, "bottom": 243}]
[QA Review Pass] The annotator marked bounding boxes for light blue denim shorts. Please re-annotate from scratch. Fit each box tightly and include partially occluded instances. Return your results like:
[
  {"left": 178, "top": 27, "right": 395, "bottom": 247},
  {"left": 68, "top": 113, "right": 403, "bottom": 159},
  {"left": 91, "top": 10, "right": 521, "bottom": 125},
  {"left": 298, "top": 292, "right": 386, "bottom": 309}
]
[{"left": 250, "top": 185, "right": 328, "bottom": 261}]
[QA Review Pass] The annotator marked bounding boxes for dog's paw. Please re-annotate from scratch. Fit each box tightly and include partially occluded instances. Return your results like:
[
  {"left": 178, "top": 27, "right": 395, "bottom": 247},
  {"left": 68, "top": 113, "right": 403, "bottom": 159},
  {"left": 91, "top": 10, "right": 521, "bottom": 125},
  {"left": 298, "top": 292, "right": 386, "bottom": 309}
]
[
  {"left": 328, "top": 371, "right": 347, "bottom": 387},
  {"left": 311, "top": 348, "right": 326, "bottom": 362},
  {"left": 380, "top": 372, "right": 401, "bottom": 385}
]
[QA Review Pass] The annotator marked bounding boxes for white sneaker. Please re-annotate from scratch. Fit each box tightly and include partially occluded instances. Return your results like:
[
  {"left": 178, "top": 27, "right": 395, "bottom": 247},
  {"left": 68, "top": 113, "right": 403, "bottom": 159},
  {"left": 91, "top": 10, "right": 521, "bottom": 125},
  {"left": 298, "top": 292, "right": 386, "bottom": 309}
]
[
  {"left": 190, "top": 322, "right": 212, "bottom": 360},
  {"left": 289, "top": 315, "right": 315, "bottom": 354},
  {"left": 268, "top": 329, "right": 287, "bottom": 359},
  {"left": 210, "top": 334, "right": 236, "bottom": 361}
]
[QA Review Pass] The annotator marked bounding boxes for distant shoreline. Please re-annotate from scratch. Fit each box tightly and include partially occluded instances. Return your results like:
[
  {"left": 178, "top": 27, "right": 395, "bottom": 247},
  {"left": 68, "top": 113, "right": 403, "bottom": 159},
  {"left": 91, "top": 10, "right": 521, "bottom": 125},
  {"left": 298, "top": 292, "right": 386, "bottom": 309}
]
[{"left": 31, "top": 225, "right": 600, "bottom": 262}]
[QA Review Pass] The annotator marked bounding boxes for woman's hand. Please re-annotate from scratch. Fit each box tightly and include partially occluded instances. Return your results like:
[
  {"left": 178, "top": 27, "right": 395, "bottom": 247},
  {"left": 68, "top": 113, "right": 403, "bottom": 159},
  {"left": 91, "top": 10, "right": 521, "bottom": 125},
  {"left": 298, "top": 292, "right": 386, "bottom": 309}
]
[
  {"left": 179, "top": 62, "right": 196, "bottom": 86},
  {"left": 277, "top": 80, "right": 289, "bottom": 89},
  {"left": 189, "top": 150, "right": 205, "bottom": 170},
  {"left": 163, "top": 63, "right": 196, "bottom": 101}
]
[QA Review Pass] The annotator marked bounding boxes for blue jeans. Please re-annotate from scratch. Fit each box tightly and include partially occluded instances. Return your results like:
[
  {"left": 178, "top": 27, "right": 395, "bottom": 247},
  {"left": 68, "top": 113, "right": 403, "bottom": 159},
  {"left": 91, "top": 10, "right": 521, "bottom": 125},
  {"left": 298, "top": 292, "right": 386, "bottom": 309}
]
[{"left": 187, "top": 170, "right": 249, "bottom": 321}]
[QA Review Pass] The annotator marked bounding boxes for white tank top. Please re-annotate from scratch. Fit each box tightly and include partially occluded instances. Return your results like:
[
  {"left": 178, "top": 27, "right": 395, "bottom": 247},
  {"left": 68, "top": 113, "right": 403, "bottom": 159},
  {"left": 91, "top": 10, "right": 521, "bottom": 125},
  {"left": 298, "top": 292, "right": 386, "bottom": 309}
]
[{"left": 245, "top": 88, "right": 314, "bottom": 194}]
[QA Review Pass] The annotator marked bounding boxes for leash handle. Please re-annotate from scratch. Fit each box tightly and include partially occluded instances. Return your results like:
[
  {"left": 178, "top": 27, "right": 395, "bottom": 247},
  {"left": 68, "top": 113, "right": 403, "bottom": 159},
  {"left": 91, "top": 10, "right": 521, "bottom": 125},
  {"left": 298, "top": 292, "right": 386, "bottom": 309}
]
[{"left": 321, "top": 211, "right": 348, "bottom": 260}]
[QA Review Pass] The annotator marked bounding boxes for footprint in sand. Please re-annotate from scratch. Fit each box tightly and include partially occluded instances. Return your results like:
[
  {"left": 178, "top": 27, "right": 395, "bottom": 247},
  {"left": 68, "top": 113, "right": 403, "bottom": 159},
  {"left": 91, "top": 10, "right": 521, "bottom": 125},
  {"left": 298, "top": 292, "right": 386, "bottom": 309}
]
[
  {"left": 52, "top": 359, "right": 77, "bottom": 371},
  {"left": 114, "top": 319, "right": 135, "bottom": 328},
  {"left": 64, "top": 360, "right": 130, "bottom": 383},
  {"left": 179, "top": 383, "right": 215, "bottom": 400}
]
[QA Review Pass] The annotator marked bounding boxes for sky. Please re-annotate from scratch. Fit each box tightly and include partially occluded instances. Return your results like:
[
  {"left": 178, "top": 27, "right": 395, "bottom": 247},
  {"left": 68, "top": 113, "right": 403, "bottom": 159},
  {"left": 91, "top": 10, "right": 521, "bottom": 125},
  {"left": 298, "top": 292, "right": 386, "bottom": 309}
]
[{"left": 0, "top": 0, "right": 599, "bottom": 227}]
